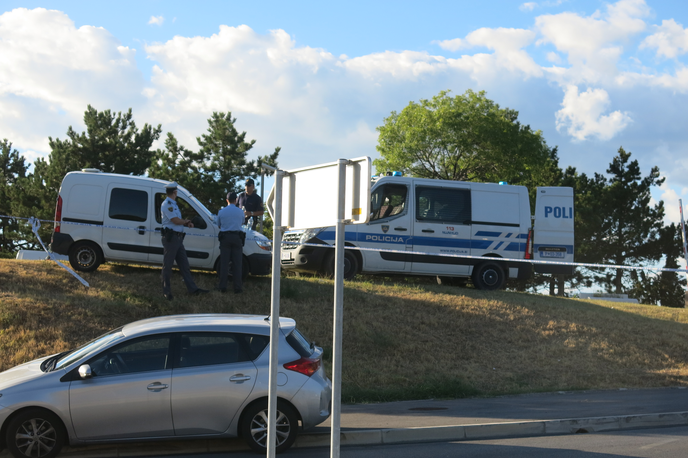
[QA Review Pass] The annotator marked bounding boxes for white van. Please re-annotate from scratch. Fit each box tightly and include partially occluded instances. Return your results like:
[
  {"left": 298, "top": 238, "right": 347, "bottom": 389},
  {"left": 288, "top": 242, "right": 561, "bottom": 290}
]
[
  {"left": 278, "top": 175, "right": 574, "bottom": 289},
  {"left": 49, "top": 169, "right": 272, "bottom": 277}
]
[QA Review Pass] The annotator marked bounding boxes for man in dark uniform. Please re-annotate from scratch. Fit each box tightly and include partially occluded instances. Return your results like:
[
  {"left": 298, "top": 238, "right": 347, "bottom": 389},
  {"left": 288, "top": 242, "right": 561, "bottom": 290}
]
[
  {"left": 160, "top": 182, "right": 208, "bottom": 300},
  {"left": 236, "top": 178, "right": 264, "bottom": 230},
  {"left": 216, "top": 192, "right": 245, "bottom": 294}
]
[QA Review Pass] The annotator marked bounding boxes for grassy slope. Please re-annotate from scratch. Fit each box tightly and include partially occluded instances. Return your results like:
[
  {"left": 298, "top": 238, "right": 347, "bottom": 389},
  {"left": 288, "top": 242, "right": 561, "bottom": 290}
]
[{"left": 1, "top": 259, "right": 687, "bottom": 403}]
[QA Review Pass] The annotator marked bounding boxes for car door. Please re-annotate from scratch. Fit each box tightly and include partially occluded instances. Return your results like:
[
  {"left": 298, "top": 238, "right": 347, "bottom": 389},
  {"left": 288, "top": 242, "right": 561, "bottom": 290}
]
[
  {"left": 102, "top": 184, "right": 153, "bottom": 262},
  {"left": 411, "top": 185, "right": 472, "bottom": 275},
  {"left": 69, "top": 334, "right": 174, "bottom": 440},
  {"left": 359, "top": 181, "right": 412, "bottom": 273},
  {"left": 150, "top": 191, "right": 217, "bottom": 268},
  {"left": 171, "top": 332, "right": 262, "bottom": 435}
]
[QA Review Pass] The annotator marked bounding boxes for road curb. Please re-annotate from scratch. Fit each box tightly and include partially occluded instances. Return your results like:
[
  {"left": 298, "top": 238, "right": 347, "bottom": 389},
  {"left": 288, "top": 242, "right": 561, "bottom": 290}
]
[
  {"left": 30, "top": 411, "right": 688, "bottom": 457},
  {"left": 294, "top": 411, "right": 688, "bottom": 448}
]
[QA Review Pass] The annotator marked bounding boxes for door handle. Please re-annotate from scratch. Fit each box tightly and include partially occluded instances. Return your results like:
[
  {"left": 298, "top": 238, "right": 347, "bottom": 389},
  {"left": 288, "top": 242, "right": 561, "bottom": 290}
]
[
  {"left": 230, "top": 375, "right": 252, "bottom": 383},
  {"left": 154, "top": 227, "right": 162, "bottom": 232},
  {"left": 394, "top": 227, "right": 407, "bottom": 232},
  {"left": 137, "top": 226, "right": 146, "bottom": 235},
  {"left": 147, "top": 382, "right": 169, "bottom": 391},
  {"left": 422, "top": 229, "right": 435, "bottom": 233}
]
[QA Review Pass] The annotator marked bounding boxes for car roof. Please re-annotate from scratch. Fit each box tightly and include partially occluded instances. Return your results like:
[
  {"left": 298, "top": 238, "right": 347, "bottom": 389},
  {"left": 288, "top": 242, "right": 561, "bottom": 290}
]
[{"left": 121, "top": 314, "right": 296, "bottom": 338}]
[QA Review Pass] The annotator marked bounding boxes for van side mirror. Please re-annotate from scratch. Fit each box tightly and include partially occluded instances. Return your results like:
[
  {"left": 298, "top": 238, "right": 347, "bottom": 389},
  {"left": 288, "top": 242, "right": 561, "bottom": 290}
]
[{"left": 78, "top": 364, "right": 92, "bottom": 379}]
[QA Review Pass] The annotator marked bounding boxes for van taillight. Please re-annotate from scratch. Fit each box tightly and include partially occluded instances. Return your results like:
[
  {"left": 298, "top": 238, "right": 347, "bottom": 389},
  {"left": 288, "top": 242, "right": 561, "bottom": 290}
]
[
  {"left": 283, "top": 357, "right": 321, "bottom": 377},
  {"left": 54, "top": 196, "right": 63, "bottom": 233},
  {"left": 525, "top": 229, "right": 533, "bottom": 259}
]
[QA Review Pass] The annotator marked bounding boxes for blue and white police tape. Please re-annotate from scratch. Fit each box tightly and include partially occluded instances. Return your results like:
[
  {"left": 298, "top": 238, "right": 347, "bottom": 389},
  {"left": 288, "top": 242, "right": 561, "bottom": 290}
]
[
  {"left": 0, "top": 214, "right": 267, "bottom": 242},
  {"left": 27, "top": 217, "right": 90, "bottom": 287},
  {"left": 4, "top": 213, "right": 687, "bottom": 275}
]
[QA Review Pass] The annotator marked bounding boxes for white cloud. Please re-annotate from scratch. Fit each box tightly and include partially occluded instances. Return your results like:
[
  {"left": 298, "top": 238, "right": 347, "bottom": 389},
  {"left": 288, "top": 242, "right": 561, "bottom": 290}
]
[
  {"left": 555, "top": 85, "right": 632, "bottom": 140},
  {"left": 435, "top": 38, "right": 463, "bottom": 52},
  {"left": 0, "top": 8, "right": 145, "bottom": 151},
  {"left": 535, "top": 0, "right": 650, "bottom": 85},
  {"left": 148, "top": 15, "right": 164, "bottom": 26},
  {"left": 520, "top": 2, "right": 538, "bottom": 12},
  {"left": 640, "top": 19, "right": 688, "bottom": 59}
]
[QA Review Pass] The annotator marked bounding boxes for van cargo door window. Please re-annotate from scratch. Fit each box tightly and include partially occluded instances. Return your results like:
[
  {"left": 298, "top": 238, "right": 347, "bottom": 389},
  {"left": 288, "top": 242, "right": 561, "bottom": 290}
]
[
  {"left": 109, "top": 188, "right": 148, "bottom": 222},
  {"left": 370, "top": 184, "right": 408, "bottom": 222},
  {"left": 415, "top": 187, "right": 471, "bottom": 224}
]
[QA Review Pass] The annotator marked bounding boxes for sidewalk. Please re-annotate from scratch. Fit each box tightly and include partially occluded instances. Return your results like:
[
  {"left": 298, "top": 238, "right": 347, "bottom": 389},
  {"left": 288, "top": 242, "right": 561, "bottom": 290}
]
[{"left": 7, "top": 387, "right": 688, "bottom": 457}]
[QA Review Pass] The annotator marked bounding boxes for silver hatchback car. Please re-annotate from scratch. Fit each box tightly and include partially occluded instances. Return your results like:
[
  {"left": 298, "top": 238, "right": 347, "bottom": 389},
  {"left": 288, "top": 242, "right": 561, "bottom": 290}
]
[{"left": 0, "top": 314, "right": 332, "bottom": 457}]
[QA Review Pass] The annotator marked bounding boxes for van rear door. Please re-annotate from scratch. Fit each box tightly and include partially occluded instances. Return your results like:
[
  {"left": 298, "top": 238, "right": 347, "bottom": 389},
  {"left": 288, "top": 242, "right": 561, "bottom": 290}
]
[
  {"left": 533, "top": 187, "right": 575, "bottom": 274},
  {"left": 102, "top": 184, "right": 153, "bottom": 262}
]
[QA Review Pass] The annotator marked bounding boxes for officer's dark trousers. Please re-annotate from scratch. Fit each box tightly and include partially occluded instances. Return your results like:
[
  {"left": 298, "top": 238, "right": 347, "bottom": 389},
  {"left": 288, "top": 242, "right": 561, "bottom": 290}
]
[
  {"left": 218, "top": 232, "right": 243, "bottom": 293},
  {"left": 162, "top": 233, "right": 199, "bottom": 295}
]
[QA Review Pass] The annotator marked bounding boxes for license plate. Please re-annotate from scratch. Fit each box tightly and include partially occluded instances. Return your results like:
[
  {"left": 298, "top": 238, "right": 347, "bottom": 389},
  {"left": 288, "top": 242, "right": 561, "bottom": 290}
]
[
  {"left": 281, "top": 251, "right": 292, "bottom": 260},
  {"left": 540, "top": 251, "right": 565, "bottom": 258}
]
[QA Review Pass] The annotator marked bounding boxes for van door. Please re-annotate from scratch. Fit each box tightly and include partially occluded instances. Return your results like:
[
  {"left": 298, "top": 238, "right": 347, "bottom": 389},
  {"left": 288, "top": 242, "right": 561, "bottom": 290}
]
[
  {"left": 102, "top": 184, "right": 153, "bottom": 262},
  {"left": 150, "top": 191, "right": 217, "bottom": 269},
  {"left": 359, "top": 182, "right": 412, "bottom": 272},
  {"left": 411, "top": 185, "right": 472, "bottom": 275}
]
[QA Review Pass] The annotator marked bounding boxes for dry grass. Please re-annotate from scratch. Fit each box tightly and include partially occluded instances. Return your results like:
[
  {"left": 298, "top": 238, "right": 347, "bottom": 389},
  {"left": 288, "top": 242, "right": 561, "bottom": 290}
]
[{"left": 1, "top": 260, "right": 687, "bottom": 403}]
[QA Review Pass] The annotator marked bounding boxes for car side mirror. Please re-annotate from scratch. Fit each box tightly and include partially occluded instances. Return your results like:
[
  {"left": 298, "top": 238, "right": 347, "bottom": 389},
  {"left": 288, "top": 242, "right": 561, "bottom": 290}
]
[{"left": 78, "top": 364, "right": 92, "bottom": 379}]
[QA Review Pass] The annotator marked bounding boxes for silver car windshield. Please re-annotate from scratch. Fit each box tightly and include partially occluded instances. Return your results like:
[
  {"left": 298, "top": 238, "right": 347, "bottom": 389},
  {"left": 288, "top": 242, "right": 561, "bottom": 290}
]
[{"left": 53, "top": 328, "right": 125, "bottom": 371}]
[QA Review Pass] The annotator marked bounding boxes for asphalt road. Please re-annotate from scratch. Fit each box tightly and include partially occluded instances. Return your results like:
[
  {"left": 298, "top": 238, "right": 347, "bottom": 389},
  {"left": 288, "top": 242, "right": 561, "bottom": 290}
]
[{"left": 163, "top": 425, "right": 688, "bottom": 458}]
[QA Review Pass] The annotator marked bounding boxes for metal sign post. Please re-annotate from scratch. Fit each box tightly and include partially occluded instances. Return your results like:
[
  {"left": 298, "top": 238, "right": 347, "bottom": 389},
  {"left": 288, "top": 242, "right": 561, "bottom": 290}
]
[
  {"left": 680, "top": 199, "right": 688, "bottom": 281},
  {"left": 330, "top": 159, "right": 347, "bottom": 458},
  {"left": 266, "top": 166, "right": 283, "bottom": 458}
]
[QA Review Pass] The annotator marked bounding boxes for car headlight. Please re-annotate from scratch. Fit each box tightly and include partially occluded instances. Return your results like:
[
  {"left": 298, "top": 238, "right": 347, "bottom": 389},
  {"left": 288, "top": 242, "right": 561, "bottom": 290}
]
[{"left": 299, "top": 227, "right": 326, "bottom": 245}]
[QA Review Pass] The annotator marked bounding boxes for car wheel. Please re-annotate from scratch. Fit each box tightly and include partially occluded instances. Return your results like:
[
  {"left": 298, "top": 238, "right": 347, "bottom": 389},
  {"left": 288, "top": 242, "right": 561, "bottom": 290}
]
[
  {"left": 324, "top": 250, "right": 359, "bottom": 280},
  {"left": 240, "top": 400, "right": 298, "bottom": 454},
  {"left": 68, "top": 241, "right": 102, "bottom": 272},
  {"left": 472, "top": 262, "right": 505, "bottom": 290},
  {"left": 5, "top": 409, "right": 66, "bottom": 458}
]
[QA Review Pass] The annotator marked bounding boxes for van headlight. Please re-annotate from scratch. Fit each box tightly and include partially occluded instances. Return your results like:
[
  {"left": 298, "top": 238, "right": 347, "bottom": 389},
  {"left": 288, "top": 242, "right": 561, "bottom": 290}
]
[
  {"left": 256, "top": 239, "right": 272, "bottom": 251},
  {"left": 300, "top": 227, "right": 326, "bottom": 245}
]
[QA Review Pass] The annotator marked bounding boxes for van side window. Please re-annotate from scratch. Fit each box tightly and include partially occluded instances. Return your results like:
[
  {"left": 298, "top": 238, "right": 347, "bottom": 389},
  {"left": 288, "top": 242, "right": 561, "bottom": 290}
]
[
  {"left": 370, "top": 184, "right": 408, "bottom": 222},
  {"left": 416, "top": 187, "right": 471, "bottom": 224},
  {"left": 155, "top": 193, "right": 201, "bottom": 226},
  {"left": 109, "top": 188, "right": 148, "bottom": 222}
]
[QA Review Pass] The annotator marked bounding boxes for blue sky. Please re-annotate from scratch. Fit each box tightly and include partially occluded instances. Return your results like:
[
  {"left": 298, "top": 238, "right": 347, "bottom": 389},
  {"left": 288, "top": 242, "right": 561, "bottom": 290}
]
[{"left": 1, "top": 0, "right": 687, "bottom": 231}]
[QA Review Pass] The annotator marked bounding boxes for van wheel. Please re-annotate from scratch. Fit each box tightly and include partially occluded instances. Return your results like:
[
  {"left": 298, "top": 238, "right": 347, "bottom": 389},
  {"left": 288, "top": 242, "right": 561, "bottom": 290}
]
[
  {"left": 472, "top": 262, "right": 505, "bottom": 290},
  {"left": 324, "top": 250, "right": 359, "bottom": 280},
  {"left": 6, "top": 408, "right": 66, "bottom": 458},
  {"left": 68, "top": 241, "right": 102, "bottom": 272},
  {"left": 240, "top": 400, "right": 298, "bottom": 453}
]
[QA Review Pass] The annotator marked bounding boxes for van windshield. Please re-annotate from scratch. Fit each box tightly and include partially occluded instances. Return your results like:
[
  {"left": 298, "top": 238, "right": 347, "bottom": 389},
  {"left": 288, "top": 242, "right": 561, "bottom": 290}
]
[{"left": 177, "top": 185, "right": 213, "bottom": 217}]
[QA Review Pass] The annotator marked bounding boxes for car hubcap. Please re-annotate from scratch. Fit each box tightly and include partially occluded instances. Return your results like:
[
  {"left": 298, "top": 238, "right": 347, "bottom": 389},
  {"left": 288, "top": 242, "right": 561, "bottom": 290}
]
[
  {"left": 249, "top": 409, "right": 291, "bottom": 448},
  {"left": 15, "top": 418, "right": 57, "bottom": 457},
  {"left": 77, "top": 249, "right": 94, "bottom": 267}
]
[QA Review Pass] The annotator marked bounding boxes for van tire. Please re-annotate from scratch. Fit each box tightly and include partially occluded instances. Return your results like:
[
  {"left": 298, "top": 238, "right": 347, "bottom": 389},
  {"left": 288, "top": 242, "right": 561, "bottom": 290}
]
[
  {"left": 324, "top": 250, "right": 359, "bottom": 280},
  {"left": 472, "top": 262, "right": 505, "bottom": 290},
  {"left": 68, "top": 241, "right": 103, "bottom": 272}
]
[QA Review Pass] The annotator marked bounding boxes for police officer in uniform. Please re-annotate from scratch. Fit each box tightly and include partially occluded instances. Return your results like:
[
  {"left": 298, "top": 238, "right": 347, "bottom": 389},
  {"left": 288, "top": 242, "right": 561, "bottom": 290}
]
[
  {"left": 160, "top": 182, "right": 208, "bottom": 300},
  {"left": 216, "top": 192, "right": 246, "bottom": 294}
]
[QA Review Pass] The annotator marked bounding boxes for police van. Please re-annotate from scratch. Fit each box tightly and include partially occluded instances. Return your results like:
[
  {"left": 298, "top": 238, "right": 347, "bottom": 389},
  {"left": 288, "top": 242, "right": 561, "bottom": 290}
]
[
  {"left": 278, "top": 174, "right": 574, "bottom": 289},
  {"left": 49, "top": 169, "right": 272, "bottom": 277}
]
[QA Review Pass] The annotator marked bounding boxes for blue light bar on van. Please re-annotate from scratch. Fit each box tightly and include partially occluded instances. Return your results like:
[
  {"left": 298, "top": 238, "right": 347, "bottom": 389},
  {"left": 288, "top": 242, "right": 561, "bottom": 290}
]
[
  {"left": 393, "top": 171, "right": 403, "bottom": 176},
  {"left": 499, "top": 181, "right": 508, "bottom": 185}
]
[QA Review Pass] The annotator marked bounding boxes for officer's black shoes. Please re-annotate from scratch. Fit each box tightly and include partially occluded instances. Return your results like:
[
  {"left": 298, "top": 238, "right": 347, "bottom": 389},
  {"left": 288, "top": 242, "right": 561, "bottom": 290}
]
[
  {"left": 215, "top": 287, "right": 227, "bottom": 293},
  {"left": 191, "top": 288, "right": 209, "bottom": 295},
  {"left": 163, "top": 293, "right": 174, "bottom": 301}
]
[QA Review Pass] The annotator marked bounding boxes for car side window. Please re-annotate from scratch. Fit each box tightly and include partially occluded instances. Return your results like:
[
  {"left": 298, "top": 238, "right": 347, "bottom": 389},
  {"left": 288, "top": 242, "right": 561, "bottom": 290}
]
[
  {"left": 178, "top": 333, "right": 265, "bottom": 368},
  {"left": 109, "top": 188, "right": 148, "bottom": 222},
  {"left": 89, "top": 335, "right": 171, "bottom": 377},
  {"left": 416, "top": 186, "right": 471, "bottom": 224},
  {"left": 369, "top": 184, "right": 408, "bottom": 222}
]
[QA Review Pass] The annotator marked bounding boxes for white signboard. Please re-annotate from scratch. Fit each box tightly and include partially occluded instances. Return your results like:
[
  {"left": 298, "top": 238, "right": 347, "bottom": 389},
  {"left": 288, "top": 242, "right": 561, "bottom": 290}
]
[{"left": 266, "top": 157, "right": 371, "bottom": 229}]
